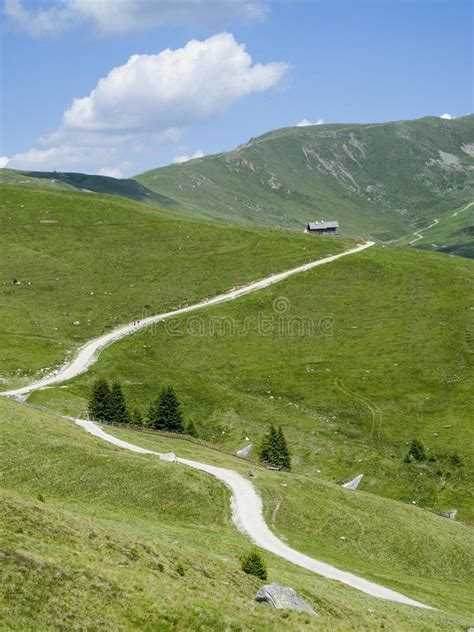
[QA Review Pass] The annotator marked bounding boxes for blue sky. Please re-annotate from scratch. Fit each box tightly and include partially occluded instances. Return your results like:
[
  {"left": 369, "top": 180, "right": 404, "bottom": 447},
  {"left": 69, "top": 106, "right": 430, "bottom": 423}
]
[{"left": 1, "top": 0, "right": 472, "bottom": 177}]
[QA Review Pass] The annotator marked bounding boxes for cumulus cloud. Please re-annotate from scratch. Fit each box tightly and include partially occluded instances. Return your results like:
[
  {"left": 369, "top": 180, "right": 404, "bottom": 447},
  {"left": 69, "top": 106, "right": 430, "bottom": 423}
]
[
  {"left": 4, "top": 0, "right": 268, "bottom": 36},
  {"left": 8, "top": 143, "right": 119, "bottom": 172},
  {"left": 8, "top": 34, "right": 287, "bottom": 175},
  {"left": 295, "top": 118, "right": 325, "bottom": 127},
  {"left": 97, "top": 162, "right": 132, "bottom": 179},
  {"left": 440, "top": 113, "right": 454, "bottom": 120},
  {"left": 173, "top": 149, "right": 205, "bottom": 164},
  {"left": 0, "top": 156, "right": 10, "bottom": 168},
  {"left": 63, "top": 34, "right": 289, "bottom": 132}
]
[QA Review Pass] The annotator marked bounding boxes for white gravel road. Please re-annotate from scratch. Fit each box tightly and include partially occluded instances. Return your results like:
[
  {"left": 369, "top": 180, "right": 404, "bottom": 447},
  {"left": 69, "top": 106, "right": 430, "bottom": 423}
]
[
  {"left": 2, "top": 241, "right": 374, "bottom": 400},
  {"left": 2, "top": 239, "right": 433, "bottom": 608},
  {"left": 409, "top": 200, "right": 474, "bottom": 245},
  {"left": 73, "top": 417, "right": 431, "bottom": 609}
]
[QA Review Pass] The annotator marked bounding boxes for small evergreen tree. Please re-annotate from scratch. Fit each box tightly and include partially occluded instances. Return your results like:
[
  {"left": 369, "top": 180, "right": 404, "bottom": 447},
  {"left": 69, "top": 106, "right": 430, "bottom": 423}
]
[
  {"left": 147, "top": 401, "right": 156, "bottom": 427},
  {"left": 149, "top": 387, "right": 184, "bottom": 432},
  {"left": 240, "top": 548, "right": 267, "bottom": 580},
  {"left": 276, "top": 426, "right": 291, "bottom": 470},
  {"left": 108, "top": 382, "right": 129, "bottom": 423},
  {"left": 267, "top": 424, "right": 280, "bottom": 464},
  {"left": 259, "top": 424, "right": 291, "bottom": 470},
  {"left": 259, "top": 432, "right": 271, "bottom": 462},
  {"left": 88, "top": 378, "right": 111, "bottom": 422},
  {"left": 406, "top": 438, "right": 426, "bottom": 462}
]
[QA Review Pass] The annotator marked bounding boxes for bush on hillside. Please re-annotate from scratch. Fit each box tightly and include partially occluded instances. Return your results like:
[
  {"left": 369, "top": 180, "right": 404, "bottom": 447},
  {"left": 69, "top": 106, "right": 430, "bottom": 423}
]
[
  {"left": 405, "top": 438, "right": 427, "bottom": 463},
  {"left": 240, "top": 548, "right": 267, "bottom": 580}
]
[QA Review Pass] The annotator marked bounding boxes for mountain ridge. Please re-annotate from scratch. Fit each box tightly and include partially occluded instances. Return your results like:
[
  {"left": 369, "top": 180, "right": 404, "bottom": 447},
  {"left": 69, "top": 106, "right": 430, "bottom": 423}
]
[{"left": 135, "top": 114, "right": 474, "bottom": 244}]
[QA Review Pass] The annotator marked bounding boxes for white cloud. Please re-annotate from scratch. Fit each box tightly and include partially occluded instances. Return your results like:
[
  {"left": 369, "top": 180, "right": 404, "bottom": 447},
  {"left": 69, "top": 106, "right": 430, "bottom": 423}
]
[
  {"left": 295, "top": 118, "right": 325, "bottom": 127},
  {"left": 173, "top": 149, "right": 205, "bottom": 164},
  {"left": 97, "top": 162, "right": 132, "bottom": 179},
  {"left": 8, "top": 143, "right": 119, "bottom": 172},
  {"left": 63, "top": 33, "right": 289, "bottom": 132},
  {"left": 7, "top": 34, "right": 287, "bottom": 176},
  {"left": 440, "top": 113, "right": 454, "bottom": 120},
  {"left": 0, "top": 156, "right": 10, "bottom": 168},
  {"left": 4, "top": 0, "right": 268, "bottom": 36}
]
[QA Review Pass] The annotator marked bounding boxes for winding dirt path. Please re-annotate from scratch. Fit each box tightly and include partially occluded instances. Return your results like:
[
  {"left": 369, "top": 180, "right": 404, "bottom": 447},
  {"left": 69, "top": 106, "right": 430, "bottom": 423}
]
[
  {"left": 409, "top": 201, "right": 474, "bottom": 246},
  {"left": 1, "top": 239, "right": 433, "bottom": 608},
  {"left": 73, "top": 417, "right": 431, "bottom": 609},
  {"left": 2, "top": 241, "right": 374, "bottom": 400}
]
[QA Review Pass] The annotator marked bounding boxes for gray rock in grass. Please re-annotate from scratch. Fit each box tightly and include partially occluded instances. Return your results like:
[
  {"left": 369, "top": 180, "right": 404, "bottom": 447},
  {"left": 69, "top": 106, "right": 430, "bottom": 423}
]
[{"left": 255, "top": 583, "right": 318, "bottom": 616}]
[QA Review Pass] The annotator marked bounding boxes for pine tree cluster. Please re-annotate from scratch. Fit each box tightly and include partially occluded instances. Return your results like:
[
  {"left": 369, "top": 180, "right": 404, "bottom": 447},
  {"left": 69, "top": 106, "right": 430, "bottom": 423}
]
[
  {"left": 258, "top": 424, "right": 291, "bottom": 470},
  {"left": 88, "top": 379, "right": 192, "bottom": 435},
  {"left": 88, "top": 378, "right": 129, "bottom": 424}
]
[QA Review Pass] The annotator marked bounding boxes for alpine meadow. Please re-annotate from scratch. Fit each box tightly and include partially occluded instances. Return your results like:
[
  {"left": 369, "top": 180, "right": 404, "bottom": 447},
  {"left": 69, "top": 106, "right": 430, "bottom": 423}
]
[{"left": 1, "top": 1, "right": 473, "bottom": 630}]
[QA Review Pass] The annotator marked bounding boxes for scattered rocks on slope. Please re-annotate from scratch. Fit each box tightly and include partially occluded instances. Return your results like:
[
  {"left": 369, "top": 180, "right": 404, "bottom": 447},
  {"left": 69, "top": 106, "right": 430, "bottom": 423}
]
[
  {"left": 255, "top": 583, "right": 318, "bottom": 616},
  {"left": 441, "top": 509, "right": 458, "bottom": 520}
]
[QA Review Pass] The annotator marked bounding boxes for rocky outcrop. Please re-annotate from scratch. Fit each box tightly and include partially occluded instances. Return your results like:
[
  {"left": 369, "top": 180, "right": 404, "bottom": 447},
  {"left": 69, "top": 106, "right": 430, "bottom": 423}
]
[{"left": 255, "top": 583, "right": 318, "bottom": 616}]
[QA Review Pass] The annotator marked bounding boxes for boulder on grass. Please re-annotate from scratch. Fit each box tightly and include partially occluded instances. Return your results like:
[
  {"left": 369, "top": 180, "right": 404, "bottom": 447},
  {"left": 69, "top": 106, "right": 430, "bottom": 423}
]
[{"left": 255, "top": 583, "right": 318, "bottom": 616}]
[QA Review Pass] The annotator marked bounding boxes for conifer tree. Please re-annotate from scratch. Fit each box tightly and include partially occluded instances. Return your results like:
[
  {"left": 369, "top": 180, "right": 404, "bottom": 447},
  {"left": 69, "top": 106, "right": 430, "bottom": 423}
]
[
  {"left": 259, "top": 432, "right": 270, "bottom": 462},
  {"left": 268, "top": 424, "right": 280, "bottom": 464},
  {"left": 406, "top": 438, "right": 426, "bottom": 462},
  {"left": 240, "top": 548, "right": 267, "bottom": 580},
  {"left": 149, "top": 386, "right": 184, "bottom": 432},
  {"left": 276, "top": 426, "right": 291, "bottom": 470},
  {"left": 259, "top": 424, "right": 291, "bottom": 470},
  {"left": 108, "top": 382, "right": 129, "bottom": 423},
  {"left": 147, "top": 400, "right": 158, "bottom": 428},
  {"left": 88, "top": 378, "right": 111, "bottom": 422}
]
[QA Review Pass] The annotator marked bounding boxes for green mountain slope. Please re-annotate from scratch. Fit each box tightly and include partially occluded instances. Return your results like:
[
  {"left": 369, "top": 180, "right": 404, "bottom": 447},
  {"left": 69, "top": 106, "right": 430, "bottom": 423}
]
[
  {"left": 1, "top": 398, "right": 472, "bottom": 629},
  {"left": 0, "top": 184, "right": 351, "bottom": 387},
  {"left": 135, "top": 115, "right": 474, "bottom": 242},
  {"left": 35, "top": 244, "right": 474, "bottom": 522},
  {"left": 411, "top": 201, "right": 474, "bottom": 259},
  {"left": 0, "top": 167, "right": 173, "bottom": 207}
]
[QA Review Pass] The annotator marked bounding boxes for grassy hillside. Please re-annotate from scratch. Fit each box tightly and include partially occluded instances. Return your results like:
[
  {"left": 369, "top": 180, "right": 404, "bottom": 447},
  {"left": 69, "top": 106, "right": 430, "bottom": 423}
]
[
  {"left": 0, "top": 168, "right": 76, "bottom": 191},
  {"left": 410, "top": 201, "right": 474, "bottom": 259},
  {"left": 0, "top": 167, "right": 171, "bottom": 206},
  {"left": 0, "top": 184, "right": 351, "bottom": 387},
  {"left": 136, "top": 115, "right": 474, "bottom": 243},
  {"left": 34, "top": 244, "right": 474, "bottom": 521},
  {"left": 1, "top": 398, "right": 472, "bottom": 629}
]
